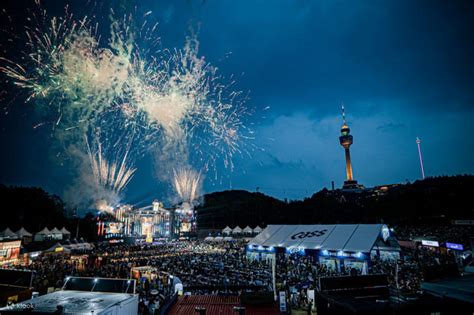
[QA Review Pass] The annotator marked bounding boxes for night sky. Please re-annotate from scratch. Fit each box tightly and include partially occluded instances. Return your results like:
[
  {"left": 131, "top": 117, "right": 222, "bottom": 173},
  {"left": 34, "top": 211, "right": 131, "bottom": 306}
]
[{"left": 1, "top": 0, "right": 473, "bottom": 206}]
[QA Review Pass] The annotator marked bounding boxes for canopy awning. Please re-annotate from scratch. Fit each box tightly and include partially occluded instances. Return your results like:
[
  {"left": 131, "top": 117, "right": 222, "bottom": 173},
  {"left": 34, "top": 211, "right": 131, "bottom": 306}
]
[
  {"left": 1, "top": 227, "right": 18, "bottom": 238},
  {"left": 50, "top": 227, "right": 62, "bottom": 234},
  {"left": 232, "top": 226, "right": 242, "bottom": 233},
  {"left": 15, "top": 227, "right": 32, "bottom": 237},
  {"left": 60, "top": 227, "right": 71, "bottom": 235},
  {"left": 249, "top": 224, "right": 391, "bottom": 253},
  {"left": 222, "top": 226, "right": 232, "bottom": 233},
  {"left": 243, "top": 226, "right": 253, "bottom": 233},
  {"left": 36, "top": 227, "right": 51, "bottom": 235}
]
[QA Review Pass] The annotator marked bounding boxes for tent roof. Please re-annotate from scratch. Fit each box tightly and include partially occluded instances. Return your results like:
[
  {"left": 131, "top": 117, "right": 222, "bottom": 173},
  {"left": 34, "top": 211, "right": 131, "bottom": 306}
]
[
  {"left": 1, "top": 227, "right": 18, "bottom": 238},
  {"left": 36, "top": 227, "right": 51, "bottom": 235},
  {"left": 243, "top": 226, "right": 253, "bottom": 232},
  {"left": 232, "top": 226, "right": 242, "bottom": 232},
  {"left": 16, "top": 227, "right": 32, "bottom": 237},
  {"left": 253, "top": 226, "right": 263, "bottom": 232},
  {"left": 60, "top": 227, "right": 71, "bottom": 234},
  {"left": 50, "top": 227, "right": 62, "bottom": 234},
  {"left": 46, "top": 243, "right": 71, "bottom": 253},
  {"left": 222, "top": 226, "right": 232, "bottom": 232},
  {"left": 249, "top": 224, "right": 388, "bottom": 253},
  {"left": 343, "top": 224, "right": 385, "bottom": 252}
]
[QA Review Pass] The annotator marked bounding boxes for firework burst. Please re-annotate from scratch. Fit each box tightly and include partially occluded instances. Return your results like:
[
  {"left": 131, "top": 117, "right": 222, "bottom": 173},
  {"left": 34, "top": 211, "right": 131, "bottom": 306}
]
[{"left": 1, "top": 2, "right": 256, "bottom": 208}]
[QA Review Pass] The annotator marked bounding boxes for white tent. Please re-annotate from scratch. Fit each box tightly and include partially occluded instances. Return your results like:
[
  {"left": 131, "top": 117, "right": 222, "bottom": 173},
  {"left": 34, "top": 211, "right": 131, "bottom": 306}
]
[
  {"left": 15, "top": 227, "right": 32, "bottom": 238},
  {"left": 222, "top": 226, "right": 232, "bottom": 235},
  {"left": 232, "top": 226, "right": 243, "bottom": 234},
  {"left": 0, "top": 227, "right": 18, "bottom": 239},
  {"left": 248, "top": 224, "right": 392, "bottom": 253},
  {"left": 36, "top": 227, "right": 51, "bottom": 235},
  {"left": 243, "top": 226, "right": 253, "bottom": 234},
  {"left": 253, "top": 226, "right": 263, "bottom": 234},
  {"left": 204, "top": 236, "right": 214, "bottom": 242},
  {"left": 223, "top": 236, "right": 234, "bottom": 242},
  {"left": 34, "top": 227, "right": 52, "bottom": 242},
  {"left": 50, "top": 227, "right": 63, "bottom": 240},
  {"left": 60, "top": 227, "right": 71, "bottom": 235},
  {"left": 214, "top": 236, "right": 224, "bottom": 242}
]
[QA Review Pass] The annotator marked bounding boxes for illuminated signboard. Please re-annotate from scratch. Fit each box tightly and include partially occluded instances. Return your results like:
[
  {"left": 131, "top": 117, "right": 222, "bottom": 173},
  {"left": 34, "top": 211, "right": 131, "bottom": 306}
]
[
  {"left": 0, "top": 241, "right": 21, "bottom": 264},
  {"left": 446, "top": 242, "right": 464, "bottom": 251},
  {"left": 421, "top": 240, "right": 439, "bottom": 247}
]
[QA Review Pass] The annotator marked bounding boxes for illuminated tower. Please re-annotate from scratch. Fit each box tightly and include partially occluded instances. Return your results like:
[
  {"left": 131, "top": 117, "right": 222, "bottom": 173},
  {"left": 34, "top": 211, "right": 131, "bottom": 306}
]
[{"left": 339, "top": 104, "right": 361, "bottom": 189}]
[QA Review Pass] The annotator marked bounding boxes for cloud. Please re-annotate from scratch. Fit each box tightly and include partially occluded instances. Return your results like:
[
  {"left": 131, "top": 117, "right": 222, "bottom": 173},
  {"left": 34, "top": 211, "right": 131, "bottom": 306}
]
[
  {"left": 376, "top": 122, "right": 406, "bottom": 132},
  {"left": 224, "top": 102, "right": 474, "bottom": 200}
]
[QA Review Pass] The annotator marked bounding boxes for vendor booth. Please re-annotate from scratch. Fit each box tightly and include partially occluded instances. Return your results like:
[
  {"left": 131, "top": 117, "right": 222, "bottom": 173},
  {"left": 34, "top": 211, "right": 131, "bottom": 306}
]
[
  {"left": 60, "top": 227, "right": 71, "bottom": 240},
  {"left": 243, "top": 226, "right": 253, "bottom": 235},
  {"left": 50, "top": 227, "right": 63, "bottom": 240},
  {"left": 222, "top": 226, "right": 232, "bottom": 235},
  {"left": 232, "top": 226, "right": 243, "bottom": 235},
  {"left": 0, "top": 228, "right": 18, "bottom": 240},
  {"left": 34, "top": 227, "right": 53, "bottom": 242},
  {"left": 15, "top": 228, "right": 32, "bottom": 244}
]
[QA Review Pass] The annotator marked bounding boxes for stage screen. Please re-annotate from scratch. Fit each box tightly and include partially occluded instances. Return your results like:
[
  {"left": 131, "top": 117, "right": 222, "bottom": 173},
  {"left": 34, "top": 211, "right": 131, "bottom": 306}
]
[{"left": 106, "top": 222, "right": 124, "bottom": 235}]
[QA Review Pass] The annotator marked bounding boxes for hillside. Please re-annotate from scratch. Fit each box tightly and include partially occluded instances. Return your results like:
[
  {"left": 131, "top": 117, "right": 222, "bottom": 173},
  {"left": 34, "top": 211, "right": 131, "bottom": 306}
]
[
  {"left": 2, "top": 175, "right": 473, "bottom": 235},
  {"left": 196, "top": 175, "right": 474, "bottom": 229}
]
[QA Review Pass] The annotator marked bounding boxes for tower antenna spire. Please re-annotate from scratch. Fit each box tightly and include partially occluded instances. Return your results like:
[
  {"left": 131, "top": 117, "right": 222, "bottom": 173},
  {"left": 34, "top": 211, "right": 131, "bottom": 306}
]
[
  {"left": 416, "top": 136, "right": 425, "bottom": 179},
  {"left": 341, "top": 102, "right": 346, "bottom": 125}
]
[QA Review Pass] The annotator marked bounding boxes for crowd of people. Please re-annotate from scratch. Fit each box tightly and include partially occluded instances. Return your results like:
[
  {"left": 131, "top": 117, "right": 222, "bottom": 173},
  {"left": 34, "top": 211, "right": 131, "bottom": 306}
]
[
  {"left": 5, "top": 225, "right": 471, "bottom": 314},
  {"left": 395, "top": 225, "right": 474, "bottom": 244},
  {"left": 20, "top": 240, "right": 273, "bottom": 314},
  {"left": 96, "top": 240, "right": 272, "bottom": 291}
]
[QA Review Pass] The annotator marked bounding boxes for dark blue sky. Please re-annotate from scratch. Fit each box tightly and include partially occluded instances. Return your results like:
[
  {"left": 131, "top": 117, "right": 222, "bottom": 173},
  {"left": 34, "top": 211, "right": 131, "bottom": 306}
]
[{"left": 1, "top": 0, "right": 473, "bottom": 205}]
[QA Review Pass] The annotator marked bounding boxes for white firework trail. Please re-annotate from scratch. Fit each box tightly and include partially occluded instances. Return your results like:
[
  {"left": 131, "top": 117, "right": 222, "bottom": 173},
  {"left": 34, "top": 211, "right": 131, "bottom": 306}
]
[
  {"left": 172, "top": 167, "right": 202, "bottom": 205},
  {"left": 85, "top": 135, "right": 136, "bottom": 198}
]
